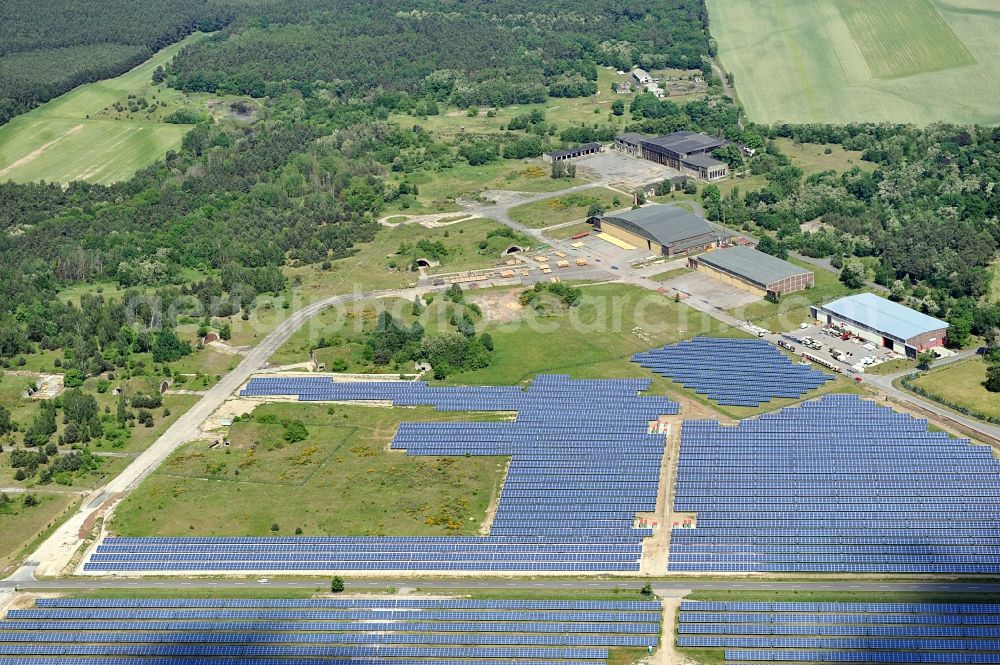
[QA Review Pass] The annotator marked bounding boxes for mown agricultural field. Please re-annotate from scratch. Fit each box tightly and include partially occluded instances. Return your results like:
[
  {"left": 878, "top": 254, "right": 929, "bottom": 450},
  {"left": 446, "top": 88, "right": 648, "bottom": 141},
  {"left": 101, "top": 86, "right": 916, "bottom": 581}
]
[
  {"left": 0, "top": 33, "right": 206, "bottom": 184},
  {"left": 706, "top": 0, "right": 1000, "bottom": 124}
]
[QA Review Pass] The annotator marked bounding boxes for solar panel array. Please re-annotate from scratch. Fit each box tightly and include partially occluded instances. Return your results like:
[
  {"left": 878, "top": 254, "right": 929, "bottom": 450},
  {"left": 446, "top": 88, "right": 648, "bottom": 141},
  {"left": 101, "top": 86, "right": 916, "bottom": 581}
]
[
  {"left": 0, "top": 597, "right": 661, "bottom": 665},
  {"left": 87, "top": 374, "right": 677, "bottom": 573},
  {"left": 679, "top": 601, "right": 1000, "bottom": 664},
  {"left": 632, "top": 337, "right": 832, "bottom": 406},
  {"left": 670, "top": 394, "right": 1000, "bottom": 573}
]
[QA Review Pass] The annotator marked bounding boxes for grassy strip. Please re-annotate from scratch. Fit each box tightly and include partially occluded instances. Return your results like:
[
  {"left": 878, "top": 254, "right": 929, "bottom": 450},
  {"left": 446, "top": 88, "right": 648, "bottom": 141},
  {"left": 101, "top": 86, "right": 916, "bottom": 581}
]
[
  {"left": 414, "top": 587, "right": 656, "bottom": 602},
  {"left": 649, "top": 268, "right": 689, "bottom": 282},
  {"left": 902, "top": 369, "right": 1000, "bottom": 425}
]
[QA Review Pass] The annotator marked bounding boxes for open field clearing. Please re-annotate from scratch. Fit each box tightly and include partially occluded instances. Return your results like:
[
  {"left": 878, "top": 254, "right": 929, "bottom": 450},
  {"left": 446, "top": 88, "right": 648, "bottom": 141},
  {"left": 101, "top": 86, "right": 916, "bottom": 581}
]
[
  {"left": 111, "top": 402, "right": 507, "bottom": 537},
  {"left": 837, "top": 0, "right": 975, "bottom": 79},
  {"left": 911, "top": 358, "right": 1000, "bottom": 420},
  {"left": 0, "top": 33, "right": 206, "bottom": 184},
  {"left": 508, "top": 187, "right": 624, "bottom": 228},
  {"left": 284, "top": 216, "right": 523, "bottom": 305},
  {"left": 0, "top": 492, "right": 79, "bottom": 573},
  {"left": 706, "top": 0, "right": 1000, "bottom": 124}
]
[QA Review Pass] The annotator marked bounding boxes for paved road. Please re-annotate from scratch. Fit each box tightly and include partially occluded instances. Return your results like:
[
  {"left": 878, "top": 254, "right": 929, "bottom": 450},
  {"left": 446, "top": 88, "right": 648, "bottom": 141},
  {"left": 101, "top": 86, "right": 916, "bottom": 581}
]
[
  {"left": 5, "top": 577, "right": 1000, "bottom": 594},
  {"left": 15, "top": 285, "right": 446, "bottom": 580}
]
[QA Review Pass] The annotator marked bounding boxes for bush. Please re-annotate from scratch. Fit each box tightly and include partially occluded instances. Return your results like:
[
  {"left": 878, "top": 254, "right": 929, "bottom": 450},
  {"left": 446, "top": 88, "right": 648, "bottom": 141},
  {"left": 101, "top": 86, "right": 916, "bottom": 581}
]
[
  {"left": 282, "top": 419, "right": 308, "bottom": 443},
  {"left": 164, "top": 109, "right": 203, "bottom": 124},
  {"left": 331, "top": 576, "right": 345, "bottom": 593}
]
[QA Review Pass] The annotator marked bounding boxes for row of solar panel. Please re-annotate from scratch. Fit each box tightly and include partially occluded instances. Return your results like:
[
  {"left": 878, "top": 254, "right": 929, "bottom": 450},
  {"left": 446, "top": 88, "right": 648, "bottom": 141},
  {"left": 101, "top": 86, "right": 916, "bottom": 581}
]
[
  {"left": 90, "top": 550, "right": 638, "bottom": 564},
  {"left": 680, "top": 636, "right": 1000, "bottom": 649},
  {"left": 671, "top": 537, "right": 1000, "bottom": 545},
  {"left": 725, "top": 650, "right": 1000, "bottom": 663},
  {"left": 0, "top": 646, "right": 608, "bottom": 658},
  {"left": 84, "top": 562, "right": 643, "bottom": 571},
  {"left": 679, "top": 625, "right": 1000, "bottom": 636},
  {"left": 672, "top": 545, "right": 1000, "bottom": 554},
  {"left": 0, "top": 659, "right": 603, "bottom": 665},
  {"left": 33, "top": 598, "right": 661, "bottom": 610},
  {"left": 93, "top": 544, "right": 644, "bottom": 554},
  {"left": 0, "top": 632, "right": 656, "bottom": 647},
  {"left": 682, "top": 603, "right": 1000, "bottom": 613},
  {"left": 670, "top": 563, "right": 1000, "bottom": 573},
  {"left": 0, "top": 621, "right": 660, "bottom": 635},
  {"left": 101, "top": 536, "right": 646, "bottom": 544},
  {"left": 8, "top": 610, "right": 661, "bottom": 623},
  {"left": 680, "top": 614, "right": 1000, "bottom": 626}
]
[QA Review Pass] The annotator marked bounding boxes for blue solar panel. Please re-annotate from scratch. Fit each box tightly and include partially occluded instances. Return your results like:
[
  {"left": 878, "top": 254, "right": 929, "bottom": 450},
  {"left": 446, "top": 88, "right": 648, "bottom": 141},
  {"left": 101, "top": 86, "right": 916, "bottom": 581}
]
[
  {"left": 0, "top": 597, "right": 660, "bottom": 664},
  {"left": 633, "top": 337, "right": 832, "bottom": 406},
  {"left": 668, "top": 394, "right": 1000, "bottom": 574},
  {"left": 678, "top": 601, "right": 1000, "bottom": 665},
  {"left": 86, "top": 374, "right": 679, "bottom": 574}
]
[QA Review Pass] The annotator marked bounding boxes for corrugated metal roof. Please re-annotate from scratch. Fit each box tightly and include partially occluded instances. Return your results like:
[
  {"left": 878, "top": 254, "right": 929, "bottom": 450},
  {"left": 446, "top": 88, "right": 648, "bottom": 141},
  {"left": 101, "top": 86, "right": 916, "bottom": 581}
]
[
  {"left": 601, "top": 204, "right": 717, "bottom": 248},
  {"left": 697, "top": 245, "right": 811, "bottom": 287},
  {"left": 640, "top": 131, "right": 726, "bottom": 156},
  {"left": 820, "top": 293, "right": 949, "bottom": 342}
]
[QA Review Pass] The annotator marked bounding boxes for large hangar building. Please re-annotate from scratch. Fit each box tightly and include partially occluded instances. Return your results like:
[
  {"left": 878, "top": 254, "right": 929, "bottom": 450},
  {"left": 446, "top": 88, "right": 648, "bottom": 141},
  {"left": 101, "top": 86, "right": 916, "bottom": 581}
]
[
  {"left": 689, "top": 245, "right": 814, "bottom": 298},
  {"left": 593, "top": 204, "right": 728, "bottom": 256},
  {"left": 810, "top": 292, "right": 949, "bottom": 357}
]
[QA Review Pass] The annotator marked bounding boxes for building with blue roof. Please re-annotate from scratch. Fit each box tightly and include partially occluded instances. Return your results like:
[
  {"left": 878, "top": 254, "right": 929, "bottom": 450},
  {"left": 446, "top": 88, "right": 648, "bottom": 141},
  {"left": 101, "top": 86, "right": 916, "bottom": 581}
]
[{"left": 810, "top": 292, "right": 949, "bottom": 357}]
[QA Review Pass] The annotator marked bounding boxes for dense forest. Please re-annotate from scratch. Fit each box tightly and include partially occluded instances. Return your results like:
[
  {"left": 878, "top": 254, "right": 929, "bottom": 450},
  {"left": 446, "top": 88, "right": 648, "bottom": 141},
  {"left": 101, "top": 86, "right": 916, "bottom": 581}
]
[
  {"left": 0, "top": 0, "right": 710, "bottom": 126},
  {"left": 0, "top": 0, "right": 235, "bottom": 125},
  {"left": 164, "top": 0, "right": 710, "bottom": 107}
]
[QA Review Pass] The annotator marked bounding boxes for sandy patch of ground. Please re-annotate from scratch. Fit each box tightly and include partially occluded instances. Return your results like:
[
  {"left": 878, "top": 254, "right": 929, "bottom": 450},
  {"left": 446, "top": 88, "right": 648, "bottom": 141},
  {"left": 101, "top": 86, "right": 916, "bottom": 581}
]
[{"left": 468, "top": 290, "right": 524, "bottom": 323}]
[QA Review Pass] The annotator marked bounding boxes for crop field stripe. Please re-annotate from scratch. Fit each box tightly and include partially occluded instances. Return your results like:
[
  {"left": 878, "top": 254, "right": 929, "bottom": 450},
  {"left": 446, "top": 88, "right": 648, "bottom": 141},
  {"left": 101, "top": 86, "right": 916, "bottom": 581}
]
[
  {"left": 835, "top": 0, "right": 975, "bottom": 79},
  {"left": 706, "top": 0, "right": 1000, "bottom": 124}
]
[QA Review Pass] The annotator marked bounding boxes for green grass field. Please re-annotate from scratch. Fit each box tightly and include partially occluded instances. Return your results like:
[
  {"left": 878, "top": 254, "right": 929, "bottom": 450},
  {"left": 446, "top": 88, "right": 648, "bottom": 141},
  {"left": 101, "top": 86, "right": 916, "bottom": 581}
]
[
  {"left": 111, "top": 402, "right": 507, "bottom": 537},
  {"left": 0, "top": 33, "right": 207, "bottom": 184},
  {"left": 836, "top": 0, "right": 974, "bottom": 79},
  {"left": 989, "top": 261, "right": 1000, "bottom": 303},
  {"left": 0, "top": 492, "right": 78, "bottom": 573},
  {"left": 707, "top": 0, "right": 1000, "bottom": 124},
  {"left": 911, "top": 358, "right": 1000, "bottom": 420},
  {"left": 283, "top": 217, "right": 524, "bottom": 310},
  {"left": 444, "top": 282, "right": 732, "bottom": 386},
  {"left": 508, "top": 188, "right": 624, "bottom": 229}
]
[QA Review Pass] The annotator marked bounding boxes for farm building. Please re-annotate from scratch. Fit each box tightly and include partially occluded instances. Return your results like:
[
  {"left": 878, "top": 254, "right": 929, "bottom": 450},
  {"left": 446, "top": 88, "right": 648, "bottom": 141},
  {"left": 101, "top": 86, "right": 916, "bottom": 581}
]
[
  {"left": 810, "top": 293, "right": 949, "bottom": 357},
  {"left": 614, "top": 131, "right": 730, "bottom": 180},
  {"left": 593, "top": 204, "right": 728, "bottom": 256},
  {"left": 632, "top": 68, "right": 653, "bottom": 84},
  {"left": 689, "top": 246, "right": 814, "bottom": 298},
  {"left": 543, "top": 142, "right": 602, "bottom": 162}
]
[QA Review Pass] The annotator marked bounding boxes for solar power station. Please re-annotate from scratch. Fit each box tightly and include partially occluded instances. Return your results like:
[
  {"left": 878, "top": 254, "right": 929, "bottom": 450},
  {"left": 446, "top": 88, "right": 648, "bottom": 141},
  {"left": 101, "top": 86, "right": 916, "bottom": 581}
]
[
  {"left": 85, "top": 374, "right": 678, "bottom": 573},
  {"left": 670, "top": 394, "right": 1000, "bottom": 573},
  {"left": 632, "top": 337, "right": 832, "bottom": 406},
  {"left": 0, "top": 597, "right": 662, "bottom": 664},
  {"left": 679, "top": 600, "right": 1000, "bottom": 663}
]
